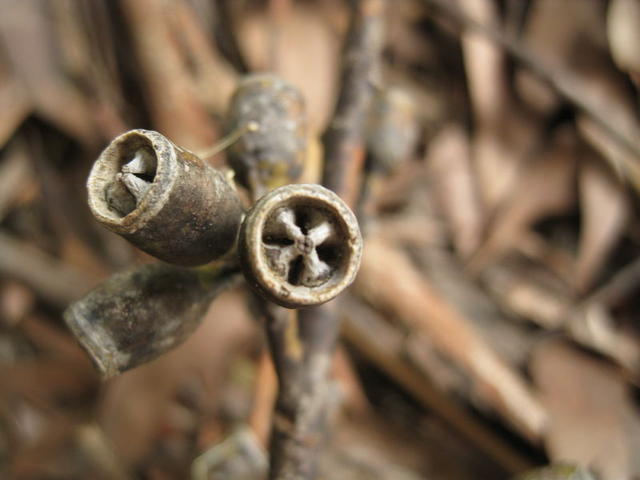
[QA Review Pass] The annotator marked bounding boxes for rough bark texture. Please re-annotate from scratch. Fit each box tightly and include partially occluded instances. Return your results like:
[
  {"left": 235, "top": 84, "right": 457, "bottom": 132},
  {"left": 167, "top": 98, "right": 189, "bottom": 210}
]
[{"left": 260, "top": 300, "right": 338, "bottom": 480}]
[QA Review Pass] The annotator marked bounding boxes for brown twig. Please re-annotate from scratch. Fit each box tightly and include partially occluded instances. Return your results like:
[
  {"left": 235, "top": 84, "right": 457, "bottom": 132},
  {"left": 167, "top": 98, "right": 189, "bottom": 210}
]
[
  {"left": 0, "top": 74, "right": 31, "bottom": 149},
  {"left": 341, "top": 296, "right": 534, "bottom": 474},
  {"left": 355, "top": 235, "right": 547, "bottom": 442},
  {"left": 321, "top": 0, "right": 385, "bottom": 207},
  {"left": 168, "top": 0, "right": 238, "bottom": 119},
  {"left": 235, "top": 1, "right": 384, "bottom": 477},
  {"left": 212, "top": 0, "right": 250, "bottom": 75},
  {"left": 579, "top": 256, "right": 640, "bottom": 309},
  {"left": 267, "top": 0, "right": 293, "bottom": 73},
  {"left": 262, "top": 1, "right": 385, "bottom": 478},
  {"left": 258, "top": 299, "right": 339, "bottom": 479},
  {"left": 0, "top": 231, "right": 96, "bottom": 307}
]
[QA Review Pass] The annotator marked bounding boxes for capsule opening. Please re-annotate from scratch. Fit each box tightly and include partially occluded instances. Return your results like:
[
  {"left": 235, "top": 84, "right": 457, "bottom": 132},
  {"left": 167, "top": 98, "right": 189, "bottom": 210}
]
[
  {"left": 91, "top": 132, "right": 160, "bottom": 220},
  {"left": 261, "top": 200, "right": 347, "bottom": 289}
]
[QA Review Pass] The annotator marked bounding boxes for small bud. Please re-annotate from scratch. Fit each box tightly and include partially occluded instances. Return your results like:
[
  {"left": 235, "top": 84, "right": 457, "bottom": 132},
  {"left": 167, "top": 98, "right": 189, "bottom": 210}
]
[
  {"left": 64, "top": 263, "right": 240, "bottom": 377},
  {"left": 238, "top": 184, "right": 362, "bottom": 309},
  {"left": 366, "top": 87, "right": 420, "bottom": 172},
  {"left": 225, "top": 74, "right": 307, "bottom": 197},
  {"left": 88, "top": 130, "right": 244, "bottom": 266}
]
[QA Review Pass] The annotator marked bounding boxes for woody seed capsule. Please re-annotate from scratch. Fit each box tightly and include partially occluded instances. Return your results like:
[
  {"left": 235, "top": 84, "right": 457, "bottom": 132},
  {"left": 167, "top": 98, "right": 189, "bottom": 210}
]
[
  {"left": 65, "top": 263, "right": 240, "bottom": 377},
  {"left": 88, "top": 129, "right": 243, "bottom": 266},
  {"left": 225, "top": 74, "right": 307, "bottom": 197},
  {"left": 238, "top": 184, "right": 362, "bottom": 309}
]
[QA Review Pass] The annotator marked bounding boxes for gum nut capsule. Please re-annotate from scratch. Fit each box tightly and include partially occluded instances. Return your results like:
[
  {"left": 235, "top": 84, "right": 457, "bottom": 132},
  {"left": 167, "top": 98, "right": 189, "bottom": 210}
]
[
  {"left": 64, "top": 263, "right": 239, "bottom": 377},
  {"left": 225, "top": 74, "right": 307, "bottom": 195},
  {"left": 87, "top": 129, "right": 244, "bottom": 266},
  {"left": 238, "top": 184, "right": 363, "bottom": 309},
  {"left": 366, "top": 87, "right": 419, "bottom": 172}
]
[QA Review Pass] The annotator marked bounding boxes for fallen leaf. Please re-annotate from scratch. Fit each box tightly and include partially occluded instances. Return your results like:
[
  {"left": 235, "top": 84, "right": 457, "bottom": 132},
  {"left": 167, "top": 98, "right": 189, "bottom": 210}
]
[
  {"left": 468, "top": 127, "right": 577, "bottom": 274},
  {"left": 531, "top": 339, "right": 640, "bottom": 480}
]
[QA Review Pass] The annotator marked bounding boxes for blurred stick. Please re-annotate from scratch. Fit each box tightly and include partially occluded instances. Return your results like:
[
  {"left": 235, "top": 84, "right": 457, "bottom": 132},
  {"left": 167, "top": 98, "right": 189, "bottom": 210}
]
[
  {"left": 212, "top": 0, "right": 250, "bottom": 74},
  {"left": 248, "top": 350, "right": 278, "bottom": 447},
  {"left": 0, "top": 74, "right": 31, "bottom": 149},
  {"left": 267, "top": 0, "right": 293, "bottom": 73},
  {"left": 580, "top": 256, "right": 640, "bottom": 309},
  {"left": 341, "top": 297, "right": 533, "bottom": 474},
  {"left": 321, "top": 0, "right": 385, "bottom": 207},
  {"left": 0, "top": 231, "right": 96, "bottom": 307},
  {"left": 421, "top": 0, "right": 640, "bottom": 163},
  {"left": 168, "top": 1, "right": 238, "bottom": 118},
  {"left": 355, "top": 235, "right": 547, "bottom": 442},
  {"left": 120, "top": 0, "right": 218, "bottom": 149},
  {"left": 0, "top": 143, "right": 33, "bottom": 221},
  {"left": 458, "top": 0, "right": 507, "bottom": 128}
]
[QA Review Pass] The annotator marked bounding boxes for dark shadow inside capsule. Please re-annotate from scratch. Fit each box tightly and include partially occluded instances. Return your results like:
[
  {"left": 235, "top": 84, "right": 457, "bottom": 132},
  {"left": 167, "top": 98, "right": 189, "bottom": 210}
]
[
  {"left": 294, "top": 209, "right": 311, "bottom": 235},
  {"left": 287, "top": 256, "right": 305, "bottom": 285},
  {"left": 316, "top": 244, "right": 341, "bottom": 266},
  {"left": 132, "top": 171, "right": 155, "bottom": 183},
  {"left": 262, "top": 235, "right": 294, "bottom": 246}
]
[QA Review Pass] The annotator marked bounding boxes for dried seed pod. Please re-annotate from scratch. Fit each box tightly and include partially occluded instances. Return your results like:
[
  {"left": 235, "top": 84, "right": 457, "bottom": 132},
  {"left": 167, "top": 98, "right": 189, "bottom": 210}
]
[
  {"left": 238, "top": 184, "right": 362, "bottom": 309},
  {"left": 225, "top": 74, "right": 307, "bottom": 198},
  {"left": 65, "top": 263, "right": 240, "bottom": 377},
  {"left": 88, "top": 129, "right": 243, "bottom": 266},
  {"left": 366, "top": 87, "right": 419, "bottom": 172}
]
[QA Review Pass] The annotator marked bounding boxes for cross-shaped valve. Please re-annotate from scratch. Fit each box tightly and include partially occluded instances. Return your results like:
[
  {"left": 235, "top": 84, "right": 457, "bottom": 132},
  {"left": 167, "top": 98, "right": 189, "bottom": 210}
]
[
  {"left": 238, "top": 184, "right": 362, "bottom": 309},
  {"left": 263, "top": 207, "right": 338, "bottom": 287}
]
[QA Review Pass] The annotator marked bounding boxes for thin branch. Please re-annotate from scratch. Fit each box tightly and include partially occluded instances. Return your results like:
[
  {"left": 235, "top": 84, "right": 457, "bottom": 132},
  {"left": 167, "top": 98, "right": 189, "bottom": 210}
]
[
  {"left": 321, "top": 0, "right": 385, "bottom": 206},
  {"left": 0, "top": 230, "right": 97, "bottom": 307},
  {"left": 263, "top": 1, "right": 386, "bottom": 478},
  {"left": 259, "top": 300, "right": 339, "bottom": 479}
]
